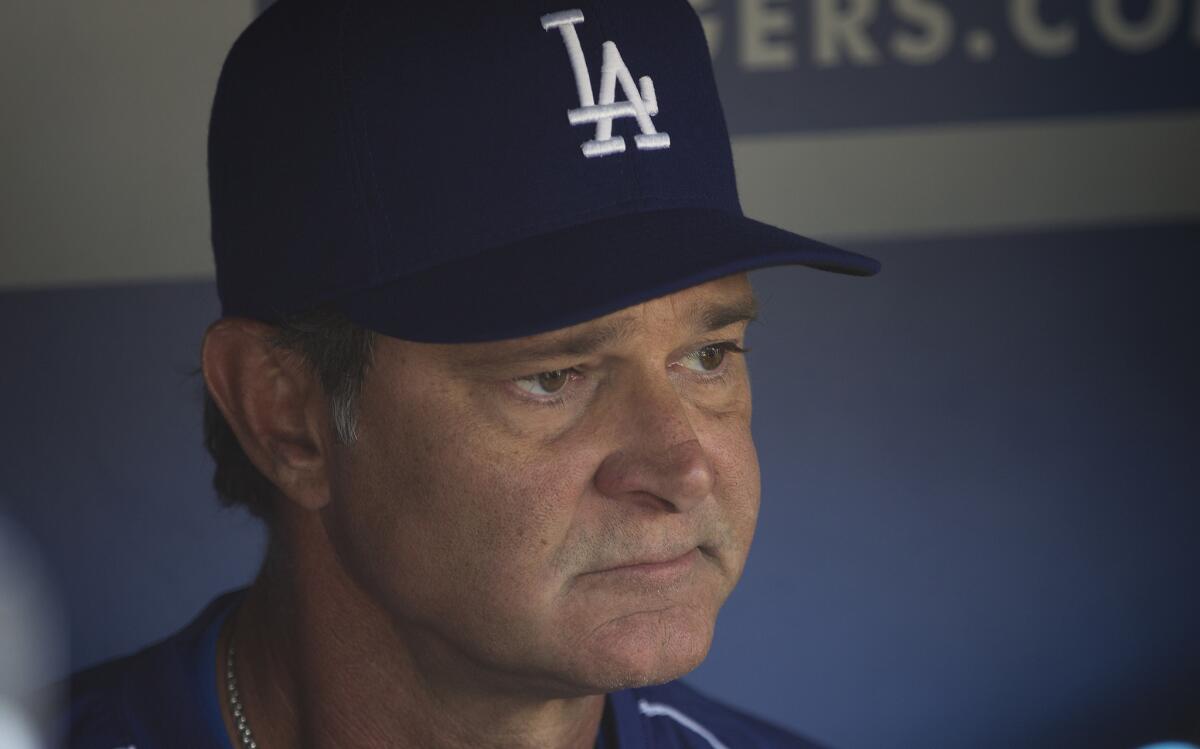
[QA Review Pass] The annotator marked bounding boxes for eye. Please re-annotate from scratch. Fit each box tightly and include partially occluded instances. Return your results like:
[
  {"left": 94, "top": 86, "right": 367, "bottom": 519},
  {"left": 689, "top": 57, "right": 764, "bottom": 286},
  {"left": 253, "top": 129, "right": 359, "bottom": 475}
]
[
  {"left": 514, "top": 369, "right": 574, "bottom": 397},
  {"left": 680, "top": 342, "right": 747, "bottom": 374}
]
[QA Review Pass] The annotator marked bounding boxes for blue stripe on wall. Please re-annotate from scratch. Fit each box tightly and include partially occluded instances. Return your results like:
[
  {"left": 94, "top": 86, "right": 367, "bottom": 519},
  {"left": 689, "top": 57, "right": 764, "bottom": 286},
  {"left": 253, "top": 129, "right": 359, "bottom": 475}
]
[
  {"left": 0, "top": 281, "right": 264, "bottom": 677},
  {"left": 3, "top": 223, "right": 1197, "bottom": 748}
]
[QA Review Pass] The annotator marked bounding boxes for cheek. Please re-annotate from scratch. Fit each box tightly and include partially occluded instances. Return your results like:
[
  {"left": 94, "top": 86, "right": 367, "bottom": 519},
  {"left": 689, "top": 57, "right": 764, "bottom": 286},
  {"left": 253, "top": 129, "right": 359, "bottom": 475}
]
[
  {"left": 707, "top": 413, "right": 762, "bottom": 572},
  {"left": 326, "top": 392, "right": 600, "bottom": 627}
]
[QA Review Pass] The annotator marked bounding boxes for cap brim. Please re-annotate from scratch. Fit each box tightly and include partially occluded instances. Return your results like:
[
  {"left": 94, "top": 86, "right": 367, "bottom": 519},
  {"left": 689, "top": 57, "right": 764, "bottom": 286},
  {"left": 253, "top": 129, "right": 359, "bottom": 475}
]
[{"left": 336, "top": 207, "right": 880, "bottom": 343}]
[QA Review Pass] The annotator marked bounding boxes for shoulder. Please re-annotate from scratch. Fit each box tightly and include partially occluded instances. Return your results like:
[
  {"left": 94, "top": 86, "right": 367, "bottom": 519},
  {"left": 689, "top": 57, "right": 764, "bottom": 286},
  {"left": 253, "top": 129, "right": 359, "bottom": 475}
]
[
  {"left": 626, "top": 680, "right": 829, "bottom": 749},
  {"left": 61, "top": 591, "right": 242, "bottom": 749},
  {"left": 65, "top": 650, "right": 160, "bottom": 749}
]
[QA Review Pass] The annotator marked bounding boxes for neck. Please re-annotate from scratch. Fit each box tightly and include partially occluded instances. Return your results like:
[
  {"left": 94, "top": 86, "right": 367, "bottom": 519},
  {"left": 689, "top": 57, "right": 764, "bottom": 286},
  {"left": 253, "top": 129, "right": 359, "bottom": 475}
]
[{"left": 219, "top": 514, "right": 606, "bottom": 749}]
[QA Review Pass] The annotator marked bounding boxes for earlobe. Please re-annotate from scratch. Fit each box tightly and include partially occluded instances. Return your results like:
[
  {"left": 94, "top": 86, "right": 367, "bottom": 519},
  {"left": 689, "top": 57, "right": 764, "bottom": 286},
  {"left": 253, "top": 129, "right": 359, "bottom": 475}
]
[{"left": 201, "top": 318, "right": 333, "bottom": 512}]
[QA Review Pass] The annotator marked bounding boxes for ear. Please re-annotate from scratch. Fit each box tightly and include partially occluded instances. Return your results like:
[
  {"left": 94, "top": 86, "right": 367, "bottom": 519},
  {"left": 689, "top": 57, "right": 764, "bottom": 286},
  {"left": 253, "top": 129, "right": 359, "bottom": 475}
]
[{"left": 201, "top": 318, "right": 333, "bottom": 512}]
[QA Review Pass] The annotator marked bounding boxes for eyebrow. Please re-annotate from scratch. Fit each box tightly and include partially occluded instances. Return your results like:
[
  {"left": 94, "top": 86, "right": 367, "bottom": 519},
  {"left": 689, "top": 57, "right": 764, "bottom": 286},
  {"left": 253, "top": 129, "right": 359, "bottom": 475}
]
[
  {"left": 464, "top": 292, "right": 759, "bottom": 367},
  {"left": 696, "top": 294, "right": 759, "bottom": 333}
]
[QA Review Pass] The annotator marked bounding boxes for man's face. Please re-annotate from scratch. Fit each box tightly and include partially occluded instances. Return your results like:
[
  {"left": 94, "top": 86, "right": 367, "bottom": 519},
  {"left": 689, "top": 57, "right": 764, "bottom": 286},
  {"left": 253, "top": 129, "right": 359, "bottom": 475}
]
[{"left": 322, "top": 274, "right": 761, "bottom": 696}]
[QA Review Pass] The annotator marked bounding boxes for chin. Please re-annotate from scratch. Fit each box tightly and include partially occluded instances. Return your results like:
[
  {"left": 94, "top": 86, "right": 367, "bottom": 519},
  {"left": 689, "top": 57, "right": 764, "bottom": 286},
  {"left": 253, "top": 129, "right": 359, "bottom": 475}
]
[{"left": 569, "top": 603, "right": 717, "bottom": 692}]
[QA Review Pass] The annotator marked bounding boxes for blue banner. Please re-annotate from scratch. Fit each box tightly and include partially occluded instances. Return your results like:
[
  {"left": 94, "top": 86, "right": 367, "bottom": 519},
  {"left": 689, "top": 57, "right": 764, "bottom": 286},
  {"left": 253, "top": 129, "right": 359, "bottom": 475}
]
[{"left": 697, "top": 0, "right": 1200, "bottom": 133}]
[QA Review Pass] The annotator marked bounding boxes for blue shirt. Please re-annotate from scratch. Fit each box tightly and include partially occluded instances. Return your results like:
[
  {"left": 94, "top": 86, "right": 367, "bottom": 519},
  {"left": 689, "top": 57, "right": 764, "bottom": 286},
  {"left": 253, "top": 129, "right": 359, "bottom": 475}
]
[{"left": 67, "top": 591, "right": 822, "bottom": 748}]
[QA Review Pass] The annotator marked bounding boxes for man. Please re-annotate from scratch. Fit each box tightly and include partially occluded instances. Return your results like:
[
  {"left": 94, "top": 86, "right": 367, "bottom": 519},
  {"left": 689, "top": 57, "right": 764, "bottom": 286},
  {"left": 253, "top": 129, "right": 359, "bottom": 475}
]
[{"left": 68, "top": 0, "right": 878, "bottom": 747}]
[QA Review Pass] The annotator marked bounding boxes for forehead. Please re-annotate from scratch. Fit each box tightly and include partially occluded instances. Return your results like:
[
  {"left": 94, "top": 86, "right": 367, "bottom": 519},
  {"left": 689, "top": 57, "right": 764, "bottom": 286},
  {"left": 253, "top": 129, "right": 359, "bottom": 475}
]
[{"left": 451, "top": 274, "right": 755, "bottom": 361}]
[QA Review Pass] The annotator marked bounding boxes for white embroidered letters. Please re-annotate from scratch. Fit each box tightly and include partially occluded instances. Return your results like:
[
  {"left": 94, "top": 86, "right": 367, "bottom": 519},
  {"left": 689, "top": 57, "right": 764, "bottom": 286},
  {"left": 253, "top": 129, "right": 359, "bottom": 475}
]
[{"left": 541, "top": 9, "right": 671, "bottom": 158}]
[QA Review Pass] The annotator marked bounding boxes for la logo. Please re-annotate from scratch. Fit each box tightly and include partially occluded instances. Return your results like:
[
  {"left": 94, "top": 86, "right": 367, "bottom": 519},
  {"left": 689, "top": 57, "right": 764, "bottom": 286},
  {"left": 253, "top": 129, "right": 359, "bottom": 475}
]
[{"left": 541, "top": 9, "right": 671, "bottom": 159}]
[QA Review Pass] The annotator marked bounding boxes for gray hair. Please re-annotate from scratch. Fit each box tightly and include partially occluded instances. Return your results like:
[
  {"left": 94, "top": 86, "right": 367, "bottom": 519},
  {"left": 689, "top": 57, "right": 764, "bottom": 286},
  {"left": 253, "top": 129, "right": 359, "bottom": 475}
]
[
  {"left": 265, "top": 309, "right": 376, "bottom": 445},
  {"left": 203, "top": 307, "right": 376, "bottom": 519}
]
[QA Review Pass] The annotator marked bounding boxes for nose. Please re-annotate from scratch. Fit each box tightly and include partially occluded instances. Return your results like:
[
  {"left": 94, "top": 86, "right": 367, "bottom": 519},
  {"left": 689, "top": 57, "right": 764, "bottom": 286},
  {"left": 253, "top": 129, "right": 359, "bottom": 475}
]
[{"left": 592, "top": 386, "right": 717, "bottom": 514}]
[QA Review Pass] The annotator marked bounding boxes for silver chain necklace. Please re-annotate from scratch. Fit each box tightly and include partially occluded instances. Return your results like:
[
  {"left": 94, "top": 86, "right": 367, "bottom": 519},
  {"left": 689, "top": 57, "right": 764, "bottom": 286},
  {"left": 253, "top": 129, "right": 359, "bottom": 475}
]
[{"left": 226, "top": 641, "right": 260, "bottom": 749}]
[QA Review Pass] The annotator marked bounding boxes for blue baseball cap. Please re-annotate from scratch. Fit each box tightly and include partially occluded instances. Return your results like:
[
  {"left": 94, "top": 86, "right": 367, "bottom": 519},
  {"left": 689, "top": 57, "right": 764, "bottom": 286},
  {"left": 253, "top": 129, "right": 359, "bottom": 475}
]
[{"left": 208, "top": 0, "right": 879, "bottom": 343}]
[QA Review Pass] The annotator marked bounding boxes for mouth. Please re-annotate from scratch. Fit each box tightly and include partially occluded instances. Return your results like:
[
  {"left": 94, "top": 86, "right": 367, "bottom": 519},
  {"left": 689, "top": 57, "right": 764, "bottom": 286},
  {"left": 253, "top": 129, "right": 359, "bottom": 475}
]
[{"left": 587, "top": 547, "right": 704, "bottom": 581}]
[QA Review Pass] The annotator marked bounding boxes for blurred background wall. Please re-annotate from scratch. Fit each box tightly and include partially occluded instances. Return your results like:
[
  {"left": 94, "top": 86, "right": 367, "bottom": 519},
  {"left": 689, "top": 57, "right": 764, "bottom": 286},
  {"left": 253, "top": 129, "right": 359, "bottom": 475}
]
[{"left": 1, "top": 1, "right": 1197, "bottom": 747}]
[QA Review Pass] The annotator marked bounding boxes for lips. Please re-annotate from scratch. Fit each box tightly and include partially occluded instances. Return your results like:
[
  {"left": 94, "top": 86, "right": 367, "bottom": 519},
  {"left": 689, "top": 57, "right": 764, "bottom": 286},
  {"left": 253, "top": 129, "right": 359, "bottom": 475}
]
[{"left": 590, "top": 547, "right": 702, "bottom": 577}]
